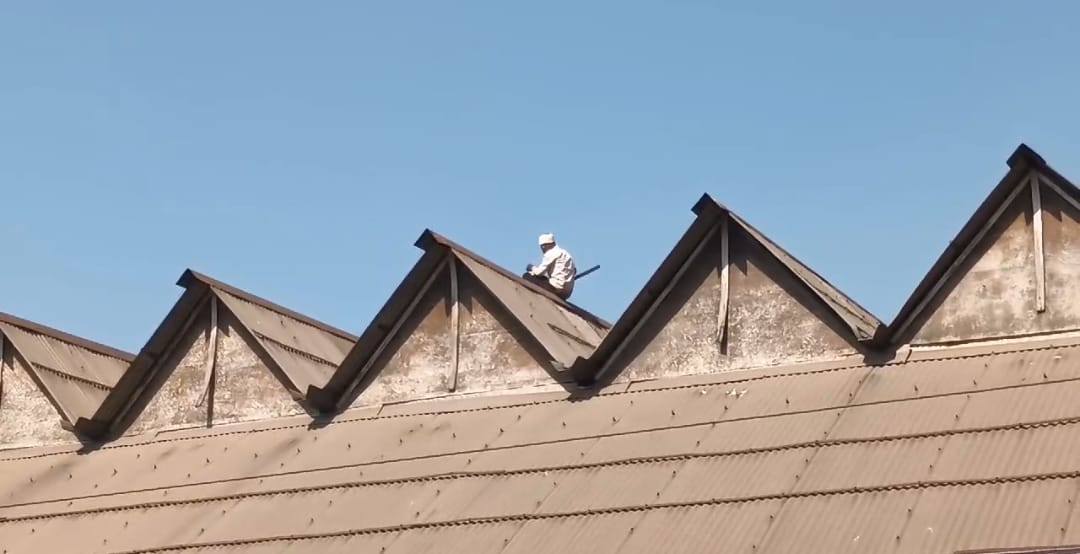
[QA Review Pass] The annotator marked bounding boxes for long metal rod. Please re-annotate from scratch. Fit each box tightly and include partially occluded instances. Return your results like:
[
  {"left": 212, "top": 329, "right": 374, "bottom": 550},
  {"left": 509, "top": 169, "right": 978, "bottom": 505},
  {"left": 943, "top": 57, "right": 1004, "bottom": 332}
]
[
  {"left": 448, "top": 256, "right": 461, "bottom": 392},
  {"left": 892, "top": 180, "right": 1027, "bottom": 341},
  {"left": 575, "top": 265, "right": 601, "bottom": 281},
  {"left": 594, "top": 221, "right": 720, "bottom": 383},
  {"left": 1031, "top": 175, "right": 1046, "bottom": 313},
  {"left": 338, "top": 254, "right": 451, "bottom": 410}
]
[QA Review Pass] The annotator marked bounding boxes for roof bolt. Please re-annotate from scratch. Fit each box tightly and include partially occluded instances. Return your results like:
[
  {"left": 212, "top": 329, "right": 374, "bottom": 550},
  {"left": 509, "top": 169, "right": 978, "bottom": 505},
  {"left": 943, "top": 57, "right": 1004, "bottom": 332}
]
[
  {"left": 112, "top": 469, "right": 117, "bottom": 476},
  {"left": 466, "top": 458, "right": 471, "bottom": 465},
  {"left": 562, "top": 421, "right": 567, "bottom": 427},
  {"left": 517, "top": 414, "right": 522, "bottom": 420},
  {"left": 124, "top": 521, "right": 129, "bottom": 528},
  {"left": 672, "top": 470, "right": 677, "bottom": 476},
  {"left": 310, "top": 517, "right": 315, "bottom": 525},
  {"left": 347, "top": 443, "right": 352, "bottom": 449},
  {"left": 68, "top": 474, "right": 72, "bottom": 480},
  {"left": 769, "top": 514, "right": 775, "bottom": 520},
  {"left": 483, "top": 443, "right": 489, "bottom": 449},
  {"left": 254, "top": 453, "right": 259, "bottom": 458},
  {"left": 656, "top": 491, "right": 661, "bottom": 497},
  {"left": 205, "top": 458, "right": 210, "bottom": 464},
  {"left": 896, "top": 535, "right": 901, "bottom": 542},
  {"left": 671, "top": 409, "right": 676, "bottom": 416},
  {"left": 452, "top": 433, "right": 456, "bottom": 439},
  {"left": 629, "top": 527, "right": 635, "bottom": 533},
  {"left": 435, "top": 489, "right": 440, "bottom": 496},
  {"left": 186, "top": 473, "right": 191, "bottom": 479},
  {"left": 399, "top": 438, "right": 403, "bottom": 445},
  {"left": 199, "top": 528, "right": 205, "bottom": 535},
  {"left": 298, "top": 447, "right": 302, "bottom": 453},
  {"left": 153, "top": 464, "right": 158, "bottom": 470},
  {"left": 785, "top": 398, "right": 790, "bottom": 405},
  {"left": 499, "top": 428, "right": 504, "bottom": 434},
  {"left": 695, "top": 441, "right": 701, "bottom": 447},
  {"left": 612, "top": 416, "right": 618, "bottom": 423},
  {"left": 1044, "top": 373, "right": 1049, "bottom": 379},
  {"left": 913, "top": 385, "right": 919, "bottom": 393},
  {"left": 415, "top": 511, "right": 421, "bottom": 518},
  {"left": 955, "top": 414, "right": 960, "bottom": 420},
  {"left": 972, "top": 380, "right": 977, "bottom": 386}
]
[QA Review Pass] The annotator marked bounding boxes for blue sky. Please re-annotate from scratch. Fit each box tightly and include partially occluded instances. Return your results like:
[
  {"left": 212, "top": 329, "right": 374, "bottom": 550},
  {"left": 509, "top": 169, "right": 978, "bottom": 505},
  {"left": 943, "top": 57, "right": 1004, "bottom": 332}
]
[{"left": 2, "top": 2, "right": 1079, "bottom": 352}]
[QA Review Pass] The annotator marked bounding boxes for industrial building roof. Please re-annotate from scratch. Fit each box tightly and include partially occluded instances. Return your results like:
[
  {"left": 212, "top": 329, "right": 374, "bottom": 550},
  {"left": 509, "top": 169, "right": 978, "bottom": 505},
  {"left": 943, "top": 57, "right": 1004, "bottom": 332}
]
[{"left": 2, "top": 143, "right": 1080, "bottom": 553}]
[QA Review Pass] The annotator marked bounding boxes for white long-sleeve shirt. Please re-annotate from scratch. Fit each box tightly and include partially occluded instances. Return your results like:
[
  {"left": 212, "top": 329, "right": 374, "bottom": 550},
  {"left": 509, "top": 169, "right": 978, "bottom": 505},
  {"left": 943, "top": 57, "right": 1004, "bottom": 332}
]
[{"left": 530, "top": 245, "right": 576, "bottom": 292}]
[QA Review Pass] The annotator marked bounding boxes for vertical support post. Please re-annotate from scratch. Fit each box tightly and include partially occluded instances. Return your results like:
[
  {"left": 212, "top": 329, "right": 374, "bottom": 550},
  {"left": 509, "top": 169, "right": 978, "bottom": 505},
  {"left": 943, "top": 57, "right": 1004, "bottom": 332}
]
[
  {"left": 196, "top": 295, "right": 219, "bottom": 408},
  {"left": 716, "top": 213, "right": 730, "bottom": 346},
  {"left": 448, "top": 256, "right": 461, "bottom": 392},
  {"left": 0, "top": 336, "right": 5, "bottom": 408},
  {"left": 1031, "top": 174, "right": 1046, "bottom": 313}
]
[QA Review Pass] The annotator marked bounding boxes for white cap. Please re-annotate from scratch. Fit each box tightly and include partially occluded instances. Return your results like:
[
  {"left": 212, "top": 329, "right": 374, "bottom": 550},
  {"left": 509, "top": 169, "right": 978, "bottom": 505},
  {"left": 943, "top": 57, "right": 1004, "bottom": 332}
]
[{"left": 538, "top": 233, "right": 555, "bottom": 245}]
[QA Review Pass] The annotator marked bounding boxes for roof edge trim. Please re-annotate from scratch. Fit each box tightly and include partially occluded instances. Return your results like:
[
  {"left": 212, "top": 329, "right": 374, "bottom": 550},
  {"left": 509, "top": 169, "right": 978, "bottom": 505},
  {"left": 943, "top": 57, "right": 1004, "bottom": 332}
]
[
  {"left": 0, "top": 312, "right": 135, "bottom": 362},
  {"left": 177, "top": 269, "right": 358, "bottom": 342}
]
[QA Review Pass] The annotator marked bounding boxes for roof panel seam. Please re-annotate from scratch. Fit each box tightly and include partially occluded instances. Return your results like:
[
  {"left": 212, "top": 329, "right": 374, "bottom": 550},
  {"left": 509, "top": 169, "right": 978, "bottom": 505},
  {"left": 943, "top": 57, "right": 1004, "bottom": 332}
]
[
  {"left": 30, "top": 362, "right": 112, "bottom": 391},
  {"left": 3, "top": 342, "right": 1079, "bottom": 462},
  {"left": 11, "top": 412, "right": 1080, "bottom": 521},
  {"left": 250, "top": 331, "right": 340, "bottom": 369},
  {"left": 86, "top": 471, "right": 1080, "bottom": 554}
]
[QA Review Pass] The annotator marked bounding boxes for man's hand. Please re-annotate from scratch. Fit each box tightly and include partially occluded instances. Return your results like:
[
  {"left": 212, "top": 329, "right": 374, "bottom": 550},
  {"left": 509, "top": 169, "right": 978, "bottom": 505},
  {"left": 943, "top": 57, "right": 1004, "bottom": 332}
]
[{"left": 526, "top": 264, "right": 534, "bottom": 273}]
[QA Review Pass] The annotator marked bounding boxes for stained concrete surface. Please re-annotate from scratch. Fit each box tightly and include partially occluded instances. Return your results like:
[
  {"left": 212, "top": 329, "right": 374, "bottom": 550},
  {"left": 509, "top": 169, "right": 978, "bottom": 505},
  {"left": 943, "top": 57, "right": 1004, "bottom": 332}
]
[
  {"left": 0, "top": 348, "right": 70, "bottom": 449},
  {"left": 610, "top": 224, "right": 860, "bottom": 382}
]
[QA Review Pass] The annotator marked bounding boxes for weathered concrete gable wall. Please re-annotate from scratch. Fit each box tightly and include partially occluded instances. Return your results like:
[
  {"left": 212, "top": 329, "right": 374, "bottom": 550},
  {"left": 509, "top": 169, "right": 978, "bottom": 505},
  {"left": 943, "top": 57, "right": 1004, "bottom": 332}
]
[
  {"left": 908, "top": 181, "right": 1080, "bottom": 345},
  {"left": 612, "top": 226, "right": 858, "bottom": 381},
  {"left": 1038, "top": 183, "right": 1080, "bottom": 329},
  {"left": 127, "top": 303, "right": 303, "bottom": 436},
  {"left": 351, "top": 265, "right": 558, "bottom": 408},
  {"left": 0, "top": 347, "right": 72, "bottom": 449}
]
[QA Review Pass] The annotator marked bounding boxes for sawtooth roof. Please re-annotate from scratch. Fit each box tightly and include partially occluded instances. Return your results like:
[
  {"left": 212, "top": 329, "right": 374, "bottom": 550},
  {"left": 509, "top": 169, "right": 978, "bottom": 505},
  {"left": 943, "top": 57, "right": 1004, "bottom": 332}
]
[
  {"left": 1, "top": 143, "right": 1079, "bottom": 553},
  {"left": 3, "top": 333, "right": 1080, "bottom": 553},
  {"left": 572, "top": 194, "right": 884, "bottom": 383},
  {"left": 0, "top": 312, "right": 134, "bottom": 426},
  {"left": 312, "top": 229, "right": 610, "bottom": 411},
  {"left": 887, "top": 143, "right": 1080, "bottom": 345},
  {"left": 73, "top": 270, "right": 358, "bottom": 439}
]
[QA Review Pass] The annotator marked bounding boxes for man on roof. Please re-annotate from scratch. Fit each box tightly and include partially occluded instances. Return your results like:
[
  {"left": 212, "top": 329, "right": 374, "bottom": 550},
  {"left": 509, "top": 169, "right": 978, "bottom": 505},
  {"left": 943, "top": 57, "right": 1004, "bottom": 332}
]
[{"left": 523, "top": 233, "right": 576, "bottom": 300}]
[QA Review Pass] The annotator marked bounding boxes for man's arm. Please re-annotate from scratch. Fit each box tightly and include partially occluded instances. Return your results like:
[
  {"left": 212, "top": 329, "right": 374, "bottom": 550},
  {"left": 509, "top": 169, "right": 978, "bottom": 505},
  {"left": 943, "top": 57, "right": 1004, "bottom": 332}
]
[{"left": 529, "top": 249, "right": 559, "bottom": 276}]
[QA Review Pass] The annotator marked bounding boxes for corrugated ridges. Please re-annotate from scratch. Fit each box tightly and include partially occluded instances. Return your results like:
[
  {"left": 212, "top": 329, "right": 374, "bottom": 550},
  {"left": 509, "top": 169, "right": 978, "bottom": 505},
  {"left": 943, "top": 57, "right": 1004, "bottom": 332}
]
[{"left": 0, "top": 312, "right": 133, "bottom": 426}]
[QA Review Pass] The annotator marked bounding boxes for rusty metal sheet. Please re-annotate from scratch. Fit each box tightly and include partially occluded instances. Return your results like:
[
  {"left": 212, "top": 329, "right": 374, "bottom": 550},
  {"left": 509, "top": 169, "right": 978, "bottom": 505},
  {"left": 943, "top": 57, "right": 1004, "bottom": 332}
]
[
  {"left": 694, "top": 409, "right": 840, "bottom": 453},
  {"left": 757, "top": 489, "right": 920, "bottom": 553},
  {"left": 457, "top": 255, "right": 604, "bottom": 365},
  {"left": 501, "top": 512, "right": 643, "bottom": 554},
  {"left": 619, "top": 500, "right": 783, "bottom": 553},
  {"left": 538, "top": 462, "right": 680, "bottom": 513},
  {"left": 901, "top": 480, "right": 1076, "bottom": 553},
  {"left": 490, "top": 393, "right": 635, "bottom": 448},
  {"left": 933, "top": 423, "right": 1080, "bottom": 482},
  {"left": 718, "top": 366, "right": 868, "bottom": 422},
  {"left": 384, "top": 522, "right": 524, "bottom": 554},
  {"left": 582, "top": 426, "right": 708, "bottom": 463},
  {"left": 659, "top": 449, "right": 811, "bottom": 502},
  {"left": 794, "top": 437, "right": 947, "bottom": 492},
  {"left": 0, "top": 321, "right": 128, "bottom": 386},
  {"left": 830, "top": 393, "right": 970, "bottom": 440},
  {"left": 960, "top": 379, "right": 1080, "bottom": 429}
]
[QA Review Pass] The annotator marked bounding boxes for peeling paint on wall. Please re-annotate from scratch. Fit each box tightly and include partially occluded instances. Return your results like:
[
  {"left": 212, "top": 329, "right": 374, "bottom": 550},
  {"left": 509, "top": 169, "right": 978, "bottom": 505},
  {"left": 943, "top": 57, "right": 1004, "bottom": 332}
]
[
  {"left": 0, "top": 349, "right": 72, "bottom": 449},
  {"left": 351, "top": 266, "right": 561, "bottom": 408},
  {"left": 610, "top": 226, "right": 859, "bottom": 381},
  {"left": 127, "top": 302, "right": 304, "bottom": 435}
]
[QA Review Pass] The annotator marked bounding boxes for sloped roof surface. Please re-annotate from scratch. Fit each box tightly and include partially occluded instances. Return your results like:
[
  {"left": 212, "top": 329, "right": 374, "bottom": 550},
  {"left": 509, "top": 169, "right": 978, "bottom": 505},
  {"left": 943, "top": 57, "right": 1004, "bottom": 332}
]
[
  {"left": 321, "top": 230, "right": 609, "bottom": 407},
  {"left": 577, "top": 195, "right": 883, "bottom": 380},
  {"left": 887, "top": 143, "right": 1080, "bottom": 345},
  {"left": 75, "top": 270, "right": 356, "bottom": 436},
  {"left": 2, "top": 334, "right": 1080, "bottom": 553},
  {"left": 0, "top": 312, "right": 134, "bottom": 424}
]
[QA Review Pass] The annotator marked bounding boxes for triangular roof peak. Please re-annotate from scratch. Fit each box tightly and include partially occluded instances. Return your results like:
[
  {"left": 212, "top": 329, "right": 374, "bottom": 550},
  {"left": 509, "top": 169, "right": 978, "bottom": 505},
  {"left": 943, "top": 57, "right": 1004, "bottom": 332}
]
[
  {"left": 0, "top": 312, "right": 133, "bottom": 434},
  {"left": 575, "top": 194, "right": 883, "bottom": 384},
  {"left": 887, "top": 143, "right": 1080, "bottom": 346},
  {"left": 313, "top": 229, "right": 609, "bottom": 412},
  {"left": 75, "top": 270, "right": 355, "bottom": 439}
]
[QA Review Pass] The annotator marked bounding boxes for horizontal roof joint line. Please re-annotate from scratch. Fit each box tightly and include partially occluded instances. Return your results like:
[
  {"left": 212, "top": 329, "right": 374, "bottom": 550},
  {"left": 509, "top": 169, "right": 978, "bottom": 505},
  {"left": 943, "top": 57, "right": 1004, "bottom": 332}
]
[
  {"left": 30, "top": 362, "right": 112, "bottom": 391},
  {"left": 77, "top": 470, "right": 1080, "bottom": 554},
  {"left": 249, "top": 331, "right": 340, "bottom": 369},
  {"left": 14, "top": 412, "right": 1080, "bottom": 522}
]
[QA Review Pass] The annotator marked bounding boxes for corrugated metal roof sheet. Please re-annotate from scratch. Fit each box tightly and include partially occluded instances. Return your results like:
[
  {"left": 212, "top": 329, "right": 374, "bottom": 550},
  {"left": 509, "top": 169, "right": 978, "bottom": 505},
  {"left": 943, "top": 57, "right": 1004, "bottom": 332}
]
[
  {"left": 5, "top": 334, "right": 1080, "bottom": 553},
  {"left": 0, "top": 313, "right": 133, "bottom": 425}
]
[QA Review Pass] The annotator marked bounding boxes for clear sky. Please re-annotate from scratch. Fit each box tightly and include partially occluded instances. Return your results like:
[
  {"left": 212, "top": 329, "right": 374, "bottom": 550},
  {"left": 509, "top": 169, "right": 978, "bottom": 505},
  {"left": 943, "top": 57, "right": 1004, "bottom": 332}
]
[{"left": 2, "top": 2, "right": 1079, "bottom": 352}]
